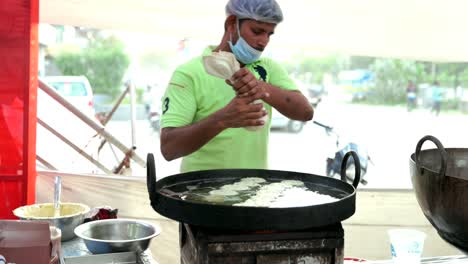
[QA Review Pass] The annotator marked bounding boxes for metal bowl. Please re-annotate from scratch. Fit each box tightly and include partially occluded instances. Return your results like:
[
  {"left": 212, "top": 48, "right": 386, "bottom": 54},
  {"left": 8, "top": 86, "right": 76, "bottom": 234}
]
[
  {"left": 74, "top": 219, "right": 160, "bottom": 254},
  {"left": 13, "top": 202, "right": 90, "bottom": 241}
]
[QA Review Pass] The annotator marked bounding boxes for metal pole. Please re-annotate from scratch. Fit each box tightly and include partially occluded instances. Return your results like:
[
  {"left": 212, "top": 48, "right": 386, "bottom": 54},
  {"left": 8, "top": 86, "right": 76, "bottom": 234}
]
[
  {"left": 102, "top": 85, "right": 130, "bottom": 126},
  {"left": 38, "top": 79, "right": 146, "bottom": 167},
  {"left": 97, "top": 86, "right": 130, "bottom": 152},
  {"left": 38, "top": 118, "right": 113, "bottom": 174},
  {"left": 129, "top": 81, "right": 137, "bottom": 149},
  {"left": 37, "top": 155, "right": 57, "bottom": 170},
  {"left": 114, "top": 150, "right": 132, "bottom": 174}
]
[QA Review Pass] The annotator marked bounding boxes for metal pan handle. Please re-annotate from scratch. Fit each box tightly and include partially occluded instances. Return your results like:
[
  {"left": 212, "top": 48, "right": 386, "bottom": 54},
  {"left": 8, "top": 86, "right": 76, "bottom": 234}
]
[
  {"left": 340, "top": 151, "right": 361, "bottom": 189},
  {"left": 147, "top": 153, "right": 157, "bottom": 203},
  {"left": 415, "top": 135, "right": 447, "bottom": 177}
]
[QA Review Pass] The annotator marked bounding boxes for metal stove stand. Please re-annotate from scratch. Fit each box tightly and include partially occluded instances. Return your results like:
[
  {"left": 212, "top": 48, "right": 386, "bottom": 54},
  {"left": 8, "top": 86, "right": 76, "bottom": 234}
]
[
  {"left": 61, "top": 237, "right": 158, "bottom": 264},
  {"left": 180, "top": 223, "right": 344, "bottom": 264}
]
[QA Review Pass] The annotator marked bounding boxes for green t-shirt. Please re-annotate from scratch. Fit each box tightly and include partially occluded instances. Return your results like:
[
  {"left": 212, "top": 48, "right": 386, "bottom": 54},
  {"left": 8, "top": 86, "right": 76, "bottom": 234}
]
[{"left": 161, "top": 47, "right": 297, "bottom": 173}]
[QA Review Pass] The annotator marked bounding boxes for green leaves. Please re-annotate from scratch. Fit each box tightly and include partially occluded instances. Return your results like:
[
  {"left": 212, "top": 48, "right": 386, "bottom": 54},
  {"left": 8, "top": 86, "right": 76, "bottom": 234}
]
[
  {"left": 54, "top": 36, "right": 130, "bottom": 98},
  {"left": 368, "top": 59, "right": 428, "bottom": 104}
]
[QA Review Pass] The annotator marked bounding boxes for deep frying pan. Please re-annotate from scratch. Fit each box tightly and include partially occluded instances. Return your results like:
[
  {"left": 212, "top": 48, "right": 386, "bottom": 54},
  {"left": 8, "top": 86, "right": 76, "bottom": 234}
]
[{"left": 147, "top": 151, "right": 361, "bottom": 230}]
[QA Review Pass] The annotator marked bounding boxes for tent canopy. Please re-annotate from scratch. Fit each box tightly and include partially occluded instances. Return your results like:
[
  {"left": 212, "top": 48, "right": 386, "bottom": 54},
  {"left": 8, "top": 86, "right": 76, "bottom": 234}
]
[{"left": 40, "top": 0, "right": 468, "bottom": 62}]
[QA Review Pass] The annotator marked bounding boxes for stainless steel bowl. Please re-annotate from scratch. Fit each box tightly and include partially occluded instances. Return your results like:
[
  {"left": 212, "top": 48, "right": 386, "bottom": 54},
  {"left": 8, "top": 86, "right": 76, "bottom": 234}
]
[
  {"left": 74, "top": 219, "right": 160, "bottom": 254},
  {"left": 13, "top": 202, "right": 90, "bottom": 241}
]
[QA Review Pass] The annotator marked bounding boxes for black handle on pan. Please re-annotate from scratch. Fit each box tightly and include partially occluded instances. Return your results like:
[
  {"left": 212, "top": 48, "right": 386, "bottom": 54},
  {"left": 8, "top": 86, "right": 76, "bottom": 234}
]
[
  {"left": 340, "top": 151, "right": 361, "bottom": 189},
  {"left": 147, "top": 153, "right": 157, "bottom": 203},
  {"left": 415, "top": 135, "right": 447, "bottom": 177}
]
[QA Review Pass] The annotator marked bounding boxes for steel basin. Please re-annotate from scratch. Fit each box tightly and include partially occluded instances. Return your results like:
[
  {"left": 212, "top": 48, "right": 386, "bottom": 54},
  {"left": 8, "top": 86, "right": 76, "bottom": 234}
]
[{"left": 74, "top": 219, "right": 160, "bottom": 254}]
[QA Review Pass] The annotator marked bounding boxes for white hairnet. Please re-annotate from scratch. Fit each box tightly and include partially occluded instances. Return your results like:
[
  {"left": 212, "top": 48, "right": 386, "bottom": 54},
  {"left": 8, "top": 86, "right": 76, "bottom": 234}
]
[{"left": 225, "top": 0, "right": 283, "bottom": 24}]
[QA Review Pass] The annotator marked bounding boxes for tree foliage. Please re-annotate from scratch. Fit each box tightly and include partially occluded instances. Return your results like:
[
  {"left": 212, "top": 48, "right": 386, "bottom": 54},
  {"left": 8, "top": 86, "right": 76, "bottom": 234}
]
[
  {"left": 284, "top": 55, "right": 377, "bottom": 84},
  {"left": 54, "top": 36, "right": 130, "bottom": 97},
  {"left": 349, "top": 56, "right": 375, "bottom": 70},
  {"left": 368, "top": 59, "right": 428, "bottom": 104},
  {"left": 284, "top": 54, "right": 346, "bottom": 83},
  {"left": 435, "top": 63, "right": 468, "bottom": 87},
  {"left": 284, "top": 50, "right": 468, "bottom": 108},
  {"left": 139, "top": 50, "right": 174, "bottom": 71}
]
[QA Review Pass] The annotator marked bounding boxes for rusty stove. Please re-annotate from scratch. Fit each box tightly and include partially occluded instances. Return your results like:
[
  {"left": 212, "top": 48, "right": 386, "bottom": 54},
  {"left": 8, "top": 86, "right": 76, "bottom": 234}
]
[{"left": 180, "top": 223, "right": 344, "bottom": 264}]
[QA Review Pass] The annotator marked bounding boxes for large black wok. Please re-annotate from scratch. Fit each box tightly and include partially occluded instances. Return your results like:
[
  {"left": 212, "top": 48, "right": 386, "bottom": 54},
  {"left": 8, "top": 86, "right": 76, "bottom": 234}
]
[
  {"left": 147, "top": 152, "right": 361, "bottom": 231},
  {"left": 410, "top": 135, "right": 468, "bottom": 252}
]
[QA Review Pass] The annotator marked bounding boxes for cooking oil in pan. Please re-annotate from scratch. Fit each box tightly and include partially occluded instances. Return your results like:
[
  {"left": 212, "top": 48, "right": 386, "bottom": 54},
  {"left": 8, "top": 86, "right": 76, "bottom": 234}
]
[{"left": 168, "top": 177, "right": 340, "bottom": 208}]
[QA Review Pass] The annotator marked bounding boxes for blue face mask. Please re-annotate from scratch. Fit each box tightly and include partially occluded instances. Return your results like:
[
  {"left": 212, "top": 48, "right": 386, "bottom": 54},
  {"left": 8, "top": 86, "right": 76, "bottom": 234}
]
[{"left": 228, "top": 20, "right": 262, "bottom": 64}]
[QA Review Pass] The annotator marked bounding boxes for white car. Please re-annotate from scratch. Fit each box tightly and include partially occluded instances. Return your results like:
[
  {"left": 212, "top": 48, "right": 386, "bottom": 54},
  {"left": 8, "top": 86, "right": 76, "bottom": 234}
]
[
  {"left": 270, "top": 108, "right": 305, "bottom": 133},
  {"left": 41, "top": 76, "right": 95, "bottom": 117}
]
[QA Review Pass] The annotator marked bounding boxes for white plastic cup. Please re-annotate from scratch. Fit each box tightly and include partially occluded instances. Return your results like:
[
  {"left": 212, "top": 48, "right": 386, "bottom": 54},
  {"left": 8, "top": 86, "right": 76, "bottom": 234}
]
[{"left": 388, "top": 229, "right": 426, "bottom": 264}]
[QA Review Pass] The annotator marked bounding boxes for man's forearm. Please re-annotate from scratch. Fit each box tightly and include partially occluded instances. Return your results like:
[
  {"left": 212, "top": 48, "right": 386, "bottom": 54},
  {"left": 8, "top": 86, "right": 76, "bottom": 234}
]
[
  {"left": 261, "top": 82, "right": 314, "bottom": 121},
  {"left": 160, "top": 112, "right": 226, "bottom": 161}
]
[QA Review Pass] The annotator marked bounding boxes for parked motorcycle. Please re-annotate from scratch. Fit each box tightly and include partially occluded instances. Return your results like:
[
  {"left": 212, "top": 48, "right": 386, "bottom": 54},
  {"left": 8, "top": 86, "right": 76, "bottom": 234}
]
[
  {"left": 306, "top": 84, "right": 325, "bottom": 108},
  {"left": 313, "top": 120, "right": 371, "bottom": 185},
  {"left": 148, "top": 103, "right": 161, "bottom": 133}
]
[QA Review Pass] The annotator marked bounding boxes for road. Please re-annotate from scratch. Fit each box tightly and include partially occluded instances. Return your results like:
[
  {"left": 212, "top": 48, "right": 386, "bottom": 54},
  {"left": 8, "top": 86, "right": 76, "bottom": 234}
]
[
  {"left": 269, "top": 96, "right": 468, "bottom": 189},
  {"left": 37, "top": 95, "right": 468, "bottom": 189}
]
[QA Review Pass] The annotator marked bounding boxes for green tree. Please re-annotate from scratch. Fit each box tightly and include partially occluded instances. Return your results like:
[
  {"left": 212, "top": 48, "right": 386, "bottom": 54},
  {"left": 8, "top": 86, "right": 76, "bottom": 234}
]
[
  {"left": 435, "top": 63, "right": 468, "bottom": 88},
  {"left": 349, "top": 56, "right": 375, "bottom": 70},
  {"left": 53, "top": 52, "right": 86, "bottom": 76},
  {"left": 284, "top": 54, "right": 345, "bottom": 83},
  {"left": 139, "top": 50, "right": 174, "bottom": 71},
  {"left": 460, "top": 68, "right": 468, "bottom": 87},
  {"left": 54, "top": 36, "right": 130, "bottom": 97},
  {"left": 369, "top": 59, "right": 428, "bottom": 104}
]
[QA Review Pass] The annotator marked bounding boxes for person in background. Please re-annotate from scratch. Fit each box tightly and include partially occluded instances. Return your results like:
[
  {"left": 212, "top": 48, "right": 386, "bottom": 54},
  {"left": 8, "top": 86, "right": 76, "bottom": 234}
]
[
  {"left": 431, "top": 81, "right": 443, "bottom": 116},
  {"left": 159, "top": 0, "right": 313, "bottom": 173},
  {"left": 406, "top": 80, "right": 417, "bottom": 111},
  {"left": 143, "top": 85, "right": 153, "bottom": 115}
]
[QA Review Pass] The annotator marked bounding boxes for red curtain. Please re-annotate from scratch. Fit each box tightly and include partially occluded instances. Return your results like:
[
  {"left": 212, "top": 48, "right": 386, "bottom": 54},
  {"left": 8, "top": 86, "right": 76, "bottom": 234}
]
[{"left": 0, "top": 0, "right": 38, "bottom": 219}]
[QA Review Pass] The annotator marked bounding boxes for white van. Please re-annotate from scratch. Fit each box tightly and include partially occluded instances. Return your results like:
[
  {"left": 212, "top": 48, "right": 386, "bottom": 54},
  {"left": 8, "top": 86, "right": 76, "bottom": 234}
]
[{"left": 41, "top": 76, "right": 95, "bottom": 117}]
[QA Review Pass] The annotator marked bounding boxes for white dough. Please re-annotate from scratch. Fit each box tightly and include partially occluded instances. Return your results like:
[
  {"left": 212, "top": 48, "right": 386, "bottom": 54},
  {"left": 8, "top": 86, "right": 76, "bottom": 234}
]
[
  {"left": 209, "top": 189, "right": 238, "bottom": 196},
  {"left": 204, "top": 194, "right": 224, "bottom": 203},
  {"left": 280, "top": 180, "right": 305, "bottom": 187},
  {"left": 240, "top": 177, "right": 267, "bottom": 184},
  {"left": 234, "top": 185, "right": 339, "bottom": 208},
  {"left": 269, "top": 187, "right": 339, "bottom": 208},
  {"left": 221, "top": 183, "right": 250, "bottom": 191}
]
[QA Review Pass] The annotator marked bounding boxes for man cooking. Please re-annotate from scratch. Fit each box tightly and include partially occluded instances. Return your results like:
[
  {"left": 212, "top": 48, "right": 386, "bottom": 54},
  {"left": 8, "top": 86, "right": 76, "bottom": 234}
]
[{"left": 160, "top": 0, "right": 313, "bottom": 172}]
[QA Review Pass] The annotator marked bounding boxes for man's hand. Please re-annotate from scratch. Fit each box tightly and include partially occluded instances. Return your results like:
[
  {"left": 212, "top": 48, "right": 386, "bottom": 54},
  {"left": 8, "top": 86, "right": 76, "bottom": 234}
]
[
  {"left": 216, "top": 92, "right": 268, "bottom": 129},
  {"left": 227, "top": 68, "right": 269, "bottom": 98},
  {"left": 160, "top": 90, "right": 269, "bottom": 161}
]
